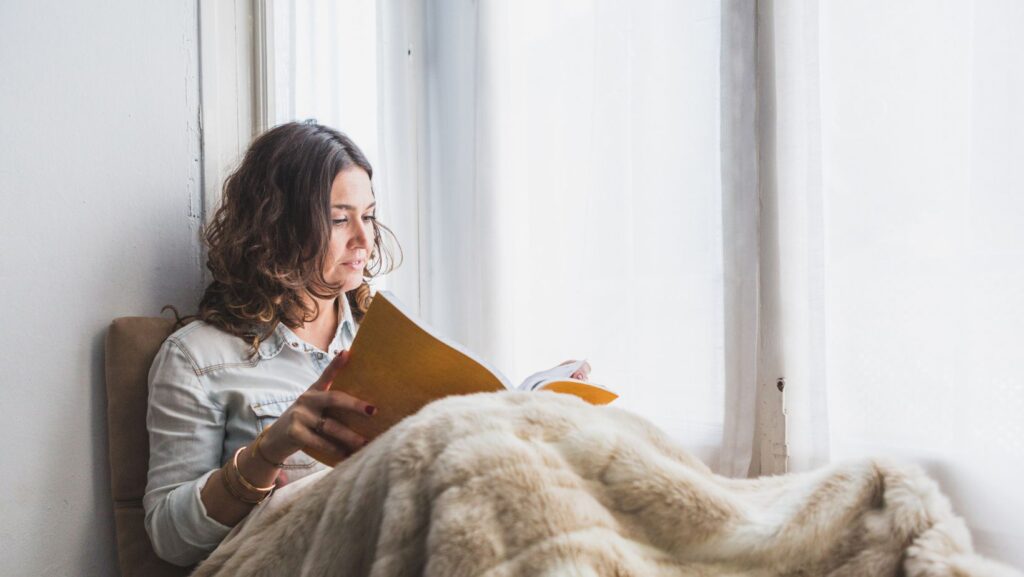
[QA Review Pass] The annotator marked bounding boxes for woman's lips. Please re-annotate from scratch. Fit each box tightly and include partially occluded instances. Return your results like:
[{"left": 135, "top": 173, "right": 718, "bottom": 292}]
[{"left": 342, "top": 259, "right": 365, "bottom": 270}]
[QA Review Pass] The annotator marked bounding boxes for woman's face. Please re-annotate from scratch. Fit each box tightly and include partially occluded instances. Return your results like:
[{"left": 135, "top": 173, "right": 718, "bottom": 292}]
[{"left": 322, "top": 167, "right": 375, "bottom": 295}]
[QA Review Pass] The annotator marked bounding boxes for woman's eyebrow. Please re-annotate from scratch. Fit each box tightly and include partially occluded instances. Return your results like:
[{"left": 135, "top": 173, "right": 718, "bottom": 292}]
[{"left": 331, "top": 202, "right": 377, "bottom": 211}]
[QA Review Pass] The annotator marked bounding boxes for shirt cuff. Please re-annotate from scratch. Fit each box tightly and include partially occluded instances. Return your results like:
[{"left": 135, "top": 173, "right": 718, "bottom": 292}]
[{"left": 167, "top": 469, "right": 233, "bottom": 552}]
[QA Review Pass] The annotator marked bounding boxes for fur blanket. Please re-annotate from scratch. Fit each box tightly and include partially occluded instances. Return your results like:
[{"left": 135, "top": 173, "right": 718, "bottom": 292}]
[{"left": 193, "top": 392, "right": 1021, "bottom": 577}]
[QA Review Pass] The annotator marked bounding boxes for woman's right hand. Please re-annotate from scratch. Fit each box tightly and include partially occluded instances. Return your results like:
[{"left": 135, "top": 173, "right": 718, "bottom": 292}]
[{"left": 257, "top": 350, "right": 377, "bottom": 465}]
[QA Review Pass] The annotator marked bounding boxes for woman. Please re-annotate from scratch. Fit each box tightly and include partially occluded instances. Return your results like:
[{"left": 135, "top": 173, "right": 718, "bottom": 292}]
[{"left": 144, "top": 121, "right": 590, "bottom": 567}]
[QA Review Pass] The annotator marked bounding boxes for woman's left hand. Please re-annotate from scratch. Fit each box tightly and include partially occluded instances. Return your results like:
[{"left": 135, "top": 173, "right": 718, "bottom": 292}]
[{"left": 558, "top": 359, "right": 592, "bottom": 381}]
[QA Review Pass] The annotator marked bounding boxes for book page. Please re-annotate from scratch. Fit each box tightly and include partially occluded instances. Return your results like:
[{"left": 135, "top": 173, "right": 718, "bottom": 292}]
[
  {"left": 518, "top": 360, "right": 619, "bottom": 405},
  {"left": 516, "top": 359, "right": 586, "bottom": 391}
]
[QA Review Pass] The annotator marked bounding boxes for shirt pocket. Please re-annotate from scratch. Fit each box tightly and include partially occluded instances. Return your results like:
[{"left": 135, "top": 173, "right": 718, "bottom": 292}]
[{"left": 249, "top": 398, "right": 319, "bottom": 471}]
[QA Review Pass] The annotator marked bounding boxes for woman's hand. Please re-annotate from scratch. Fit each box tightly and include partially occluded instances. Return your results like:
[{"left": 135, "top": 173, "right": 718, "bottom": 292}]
[
  {"left": 258, "top": 351, "right": 377, "bottom": 465},
  {"left": 558, "top": 359, "right": 592, "bottom": 381}
]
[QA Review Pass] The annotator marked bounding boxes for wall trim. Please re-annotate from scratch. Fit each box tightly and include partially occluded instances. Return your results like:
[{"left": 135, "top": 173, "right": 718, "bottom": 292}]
[{"left": 198, "top": 0, "right": 260, "bottom": 239}]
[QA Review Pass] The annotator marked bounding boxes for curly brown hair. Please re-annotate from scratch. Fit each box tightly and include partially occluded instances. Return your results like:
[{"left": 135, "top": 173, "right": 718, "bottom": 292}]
[{"left": 197, "top": 121, "right": 400, "bottom": 354}]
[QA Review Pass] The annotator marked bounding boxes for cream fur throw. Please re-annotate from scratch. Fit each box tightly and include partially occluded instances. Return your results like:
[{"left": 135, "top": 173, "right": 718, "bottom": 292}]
[{"left": 193, "top": 392, "right": 1021, "bottom": 577}]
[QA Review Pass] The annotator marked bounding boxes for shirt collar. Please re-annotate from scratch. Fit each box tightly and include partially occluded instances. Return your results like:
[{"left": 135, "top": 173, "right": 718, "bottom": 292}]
[
  {"left": 257, "top": 324, "right": 289, "bottom": 360},
  {"left": 257, "top": 297, "right": 358, "bottom": 360},
  {"left": 339, "top": 295, "right": 356, "bottom": 337},
  {"left": 331, "top": 296, "right": 358, "bottom": 354}
]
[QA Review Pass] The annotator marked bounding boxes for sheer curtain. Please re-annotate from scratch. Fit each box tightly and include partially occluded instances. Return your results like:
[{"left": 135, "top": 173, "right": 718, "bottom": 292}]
[
  {"left": 762, "top": 0, "right": 1024, "bottom": 565},
  {"left": 264, "top": 0, "right": 379, "bottom": 165},
  {"left": 376, "top": 0, "right": 760, "bottom": 469},
  {"left": 263, "top": 3, "right": 1024, "bottom": 564},
  {"left": 270, "top": 0, "right": 761, "bottom": 475}
]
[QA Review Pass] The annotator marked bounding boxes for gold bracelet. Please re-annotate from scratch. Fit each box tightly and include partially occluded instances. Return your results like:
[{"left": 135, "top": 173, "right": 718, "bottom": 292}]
[
  {"left": 253, "top": 430, "right": 284, "bottom": 468},
  {"left": 220, "top": 465, "right": 264, "bottom": 505},
  {"left": 232, "top": 446, "right": 277, "bottom": 494}
]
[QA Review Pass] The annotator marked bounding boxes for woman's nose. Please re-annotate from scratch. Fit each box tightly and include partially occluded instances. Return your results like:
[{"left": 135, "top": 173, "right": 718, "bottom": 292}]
[{"left": 350, "top": 218, "right": 370, "bottom": 248}]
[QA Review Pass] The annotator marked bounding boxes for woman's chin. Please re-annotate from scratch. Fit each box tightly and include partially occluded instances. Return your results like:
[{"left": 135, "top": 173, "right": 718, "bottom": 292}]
[
  {"left": 340, "top": 278, "right": 364, "bottom": 294},
  {"left": 323, "top": 271, "right": 363, "bottom": 294}
]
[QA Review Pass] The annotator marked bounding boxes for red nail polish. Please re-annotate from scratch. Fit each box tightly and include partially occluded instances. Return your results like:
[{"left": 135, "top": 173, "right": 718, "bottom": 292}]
[{"left": 365, "top": 405, "right": 377, "bottom": 416}]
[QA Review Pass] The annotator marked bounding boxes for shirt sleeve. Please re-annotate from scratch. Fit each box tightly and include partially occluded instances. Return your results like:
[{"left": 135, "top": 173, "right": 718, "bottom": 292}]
[{"left": 142, "top": 337, "right": 233, "bottom": 566}]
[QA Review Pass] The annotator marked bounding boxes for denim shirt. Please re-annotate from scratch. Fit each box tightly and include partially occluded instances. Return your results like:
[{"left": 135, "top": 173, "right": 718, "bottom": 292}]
[{"left": 143, "top": 302, "right": 357, "bottom": 566}]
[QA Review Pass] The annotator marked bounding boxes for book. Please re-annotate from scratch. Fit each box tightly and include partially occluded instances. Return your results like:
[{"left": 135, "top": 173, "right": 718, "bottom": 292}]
[
  {"left": 515, "top": 359, "right": 617, "bottom": 404},
  {"left": 311, "top": 291, "right": 617, "bottom": 466}
]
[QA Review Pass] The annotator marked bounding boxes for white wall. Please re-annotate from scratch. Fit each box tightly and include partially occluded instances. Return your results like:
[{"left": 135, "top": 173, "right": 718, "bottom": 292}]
[{"left": 0, "top": 1, "right": 204, "bottom": 575}]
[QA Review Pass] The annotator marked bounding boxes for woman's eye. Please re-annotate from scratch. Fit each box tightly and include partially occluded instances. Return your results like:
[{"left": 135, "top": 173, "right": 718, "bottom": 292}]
[{"left": 332, "top": 215, "right": 375, "bottom": 226}]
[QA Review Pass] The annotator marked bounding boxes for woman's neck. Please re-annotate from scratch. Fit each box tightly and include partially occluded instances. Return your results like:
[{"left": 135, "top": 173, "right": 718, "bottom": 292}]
[{"left": 291, "top": 295, "right": 340, "bottom": 352}]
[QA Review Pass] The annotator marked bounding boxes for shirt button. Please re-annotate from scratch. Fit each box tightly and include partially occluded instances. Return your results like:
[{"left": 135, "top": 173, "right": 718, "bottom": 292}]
[
  {"left": 332, "top": 349, "right": 341, "bottom": 355},
  {"left": 316, "top": 352, "right": 324, "bottom": 360},
  {"left": 290, "top": 342, "right": 299, "bottom": 348}
]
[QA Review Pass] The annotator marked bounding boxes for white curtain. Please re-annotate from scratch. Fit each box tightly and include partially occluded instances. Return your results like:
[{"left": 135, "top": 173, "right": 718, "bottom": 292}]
[
  {"left": 762, "top": 0, "right": 1024, "bottom": 565},
  {"left": 376, "top": 0, "right": 760, "bottom": 469},
  {"left": 266, "top": 0, "right": 1024, "bottom": 565},
  {"left": 264, "top": 0, "right": 380, "bottom": 169},
  {"left": 267, "top": 0, "right": 761, "bottom": 474}
]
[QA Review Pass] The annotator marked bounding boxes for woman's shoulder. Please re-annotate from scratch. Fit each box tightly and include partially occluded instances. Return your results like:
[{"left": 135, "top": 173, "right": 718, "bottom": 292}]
[{"left": 162, "top": 320, "right": 262, "bottom": 375}]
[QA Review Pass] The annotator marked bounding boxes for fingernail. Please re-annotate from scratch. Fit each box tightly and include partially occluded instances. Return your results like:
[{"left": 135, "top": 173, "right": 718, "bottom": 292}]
[{"left": 365, "top": 405, "right": 377, "bottom": 416}]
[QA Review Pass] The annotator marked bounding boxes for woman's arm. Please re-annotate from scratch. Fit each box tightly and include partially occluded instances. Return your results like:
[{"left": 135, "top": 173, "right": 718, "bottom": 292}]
[
  {"left": 145, "top": 343, "right": 373, "bottom": 565},
  {"left": 144, "top": 340, "right": 233, "bottom": 566},
  {"left": 200, "top": 350, "right": 375, "bottom": 526},
  {"left": 199, "top": 442, "right": 279, "bottom": 527}
]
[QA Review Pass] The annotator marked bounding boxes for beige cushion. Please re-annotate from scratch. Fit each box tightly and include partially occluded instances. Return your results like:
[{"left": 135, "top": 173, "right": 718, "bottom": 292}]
[{"left": 105, "top": 317, "right": 193, "bottom": 577}]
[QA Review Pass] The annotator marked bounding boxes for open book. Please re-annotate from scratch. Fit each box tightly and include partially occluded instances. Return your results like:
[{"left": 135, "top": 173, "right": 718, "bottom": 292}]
[{"left": 311, "top": 291, "right": 617, "bottom": 465}]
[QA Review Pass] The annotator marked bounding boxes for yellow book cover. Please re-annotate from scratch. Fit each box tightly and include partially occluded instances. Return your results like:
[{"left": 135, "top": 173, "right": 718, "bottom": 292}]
[{"left": 312, "top": 291, "right": 617, "bottom": 465}]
